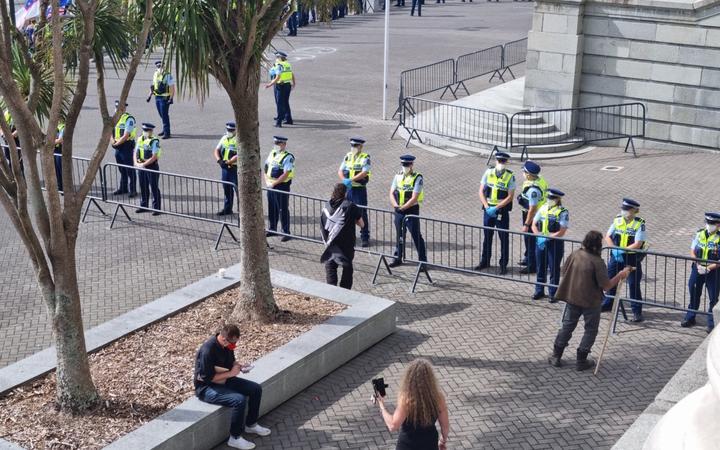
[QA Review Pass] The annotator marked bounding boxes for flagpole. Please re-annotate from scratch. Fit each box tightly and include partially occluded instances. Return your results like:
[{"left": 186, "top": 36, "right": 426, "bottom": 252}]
[
  {"left": 382, "top": 0, "right": 390, "bottom": 120},
  {"left": 9, "top": 0, "right": 16, "bottom": 26}
]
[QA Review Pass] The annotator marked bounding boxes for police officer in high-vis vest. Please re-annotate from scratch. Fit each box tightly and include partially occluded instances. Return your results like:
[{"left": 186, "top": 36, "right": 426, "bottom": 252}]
[
  {"left": 338, "top": 137, "right": 371, "bottom": 247},
  {"left": 601, "top": 198, "right": 647, "bottom": 322},
  {"left": 388, "top": 155, "right": 427, "bottom": 268},
  {"left": 477, "top": 152, "right": 515, "bottom": 275},
  {"left": 518, "top": 160, "right": 547, "bottom": 275},
  {"left": 214, "top": 122, "right": 239, "bottom": 216},
  {"left": 111, "top": 100, "right": 137, "bottom": 197},
  {"left": 531, "top": 188, "right": 569, "bottom": 302},
  {"left": 264, "top": 51, "right": 295, "bottom": 128},
  {"left": 147, "top": 60, "right": 175, "bottom": 139},
  {"left": 681, "top": 212, "right": 720, "bottom": 332},
  {"left": 264, "top": 136, "right": 294, "bottom": 242},
  {"left": 2, "top": 109, "right": 22, "bottom": 173},
  {"left": 134, "top": 123, "right": 162, "bottom": 215},
  {"left": 53, "top": 121, "right": 65, "bottom": 191}
]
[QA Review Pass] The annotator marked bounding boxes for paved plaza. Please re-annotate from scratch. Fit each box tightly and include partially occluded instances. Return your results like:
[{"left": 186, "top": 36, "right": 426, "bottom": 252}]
[{"left": 0, "top": 2, "right": 717, "bottom": 448}]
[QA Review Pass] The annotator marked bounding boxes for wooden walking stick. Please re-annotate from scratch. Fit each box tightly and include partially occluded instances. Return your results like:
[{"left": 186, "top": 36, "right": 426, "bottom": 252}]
[{"left": 594, "top": 278, "right": 626, "bottom": 376}]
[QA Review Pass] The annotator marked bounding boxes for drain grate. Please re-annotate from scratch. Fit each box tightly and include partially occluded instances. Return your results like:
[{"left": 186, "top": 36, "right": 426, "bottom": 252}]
[{"left": 601, "top": 166, "right": 624, "bottom": 172}]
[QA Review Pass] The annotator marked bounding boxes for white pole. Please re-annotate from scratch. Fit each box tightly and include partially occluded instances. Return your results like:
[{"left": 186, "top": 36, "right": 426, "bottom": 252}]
[{"left": 382, "top": 0, "right": 390, "bottom": 120}]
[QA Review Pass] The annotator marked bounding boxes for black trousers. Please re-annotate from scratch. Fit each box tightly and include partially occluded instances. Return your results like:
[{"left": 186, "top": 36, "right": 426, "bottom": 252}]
[
  {"left": 276, "top": 83, "right": 293, "bottom": 124},
  {"left": 139, "top": 163, "right": 161, "bottom": 210},
  {"left": 267, "top": 182, "right": 291, "bottom": 233},
  {"left": 325, "top": 259, "right": 354, "bottom": 289}
]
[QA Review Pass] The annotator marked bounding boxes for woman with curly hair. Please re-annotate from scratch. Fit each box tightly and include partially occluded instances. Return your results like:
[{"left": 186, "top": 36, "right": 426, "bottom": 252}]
[{"left": 376, "top": 358, "right": 450, "bottom": 450}]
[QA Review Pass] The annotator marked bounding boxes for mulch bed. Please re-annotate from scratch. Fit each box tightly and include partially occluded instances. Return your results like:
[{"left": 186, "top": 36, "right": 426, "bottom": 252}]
[{"left": 0, "top": 287, "right": 345, "bottom": 449}]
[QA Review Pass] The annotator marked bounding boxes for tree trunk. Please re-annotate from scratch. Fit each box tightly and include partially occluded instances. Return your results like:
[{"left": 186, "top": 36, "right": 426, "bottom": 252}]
[
  {"left": 47, "top": 248, "right": 98, "bottom": 411},
  {"left": 230, "top": 63, "right": 277, "bottom": 323}
]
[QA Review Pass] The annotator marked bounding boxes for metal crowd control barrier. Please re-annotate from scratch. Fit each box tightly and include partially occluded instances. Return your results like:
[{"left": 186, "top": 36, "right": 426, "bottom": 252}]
[
  {"left": 402, "top": 215, "right": 583, "bottom": 293},
  {"left": 495, "top": 37, "right": 527, "bottom": 82},
  {"left": 102, "top": 162, "right": 240, "bottom": 250},
  {"left": 392, "top": 97, "right": 510, "bottom": 157},
  {"left": 394, "top": 59, "right": 456, "bottom": 118},
  {"left": 509, "top": 103, "right": 646, "bottom": 160},
  {"left": 453, "top": 45, "right": 504, "bottom": 96}
]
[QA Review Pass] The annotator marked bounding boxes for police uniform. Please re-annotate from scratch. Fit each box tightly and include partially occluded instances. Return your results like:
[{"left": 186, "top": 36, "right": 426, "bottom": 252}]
[
  {"left": 111, "top": 101, "right": 137, "bottom": 197},
  {"left": 134, "top": 123, "right": 162, "bottom": 215},
  {"left": 2, "top": 110, "right": 22, "bottom": 173},
  {"left": 388, "top": 155, "right": 427, "bottom": 267},
  {"left": 477, "top": 152, "right": 515, "bottom": 274},
  {"left": 518, "top": 160, "right": 547, "bottom": 274},
  {"left": 273, "top": 52, "right": 294, "bottom": 127},
  {"left": 601, "top": 198, "right": 647, "bottom": 322},
  {"left": 339, "top": 137, "right": 371, "bottom": 246},
  {"left": 532, "top": 188, "right": 569, "bottom": 302},
  {"left": 682, "top": 212, "right": 720, "bottom": 332},
  {"left": 215, "top": 122, "right": 239, "bottom": 216},
  {"left": 150, "top": 61, "right": 174, "bottom": 139},
  {"left": 265, "top": 136, "right": 294, "bottom": 241},
  {"left": 53, "top": 122, "right": 65, "bottom": 191}
]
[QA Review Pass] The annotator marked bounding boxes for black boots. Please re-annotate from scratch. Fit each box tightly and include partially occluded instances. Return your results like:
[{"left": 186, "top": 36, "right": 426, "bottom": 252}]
[
  {"left": 547, "top": 345, "right": 563, "bottom": 367},
  {"left": 576, "top": 350, "right": 595, "bottom": 371}
]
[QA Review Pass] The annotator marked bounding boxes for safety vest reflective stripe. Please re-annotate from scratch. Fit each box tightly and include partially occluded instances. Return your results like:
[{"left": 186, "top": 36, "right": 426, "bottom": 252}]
[
  {"left": 221, "top": 136, "right": 238, "bottom": 161},
  {"left": 486, "top": 169, "right": 513, "bottom": 205},
  {"left": 344, "top": 151, "right": 371, "bottom": 187},
  {"left": 137, "top": 136, "right": 161, "bottom": 161},
  {"left": 539, "top": 204, "right": 567, "bottom": 235},
  {"left": 397, "top": 172, "right": 423, "bottom": 205},
  {"left": 153, "top": 71, "right": 171, "bottom": 96},
  {"left": 114, "top": 113, "right": 137, "bottom": 140},
  {"left": 520, "top": 176, "right": 548, "bottom": 210},
  {"left": 613, "top": 216, "right": 644, "bottom": 251},
  {"left": 695, "top": 230, "right": 720, "bottom": 264},
  {"left": 278, "top": 61, "right": 293, "bottom": 83},
  {"left": 266, "top": 150, "right": 294, "bottom": 181}
]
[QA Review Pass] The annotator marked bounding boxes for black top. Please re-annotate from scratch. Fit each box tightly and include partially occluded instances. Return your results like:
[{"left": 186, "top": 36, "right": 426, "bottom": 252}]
[
  {"left": 396, "top": 417, "right": 439, "bottom": 450},
  {"left": 193, "top": 334, "right": 235, "bottom": 393},
  {"left": 320, "top": 199, "right": 361, "bottom": 264}
]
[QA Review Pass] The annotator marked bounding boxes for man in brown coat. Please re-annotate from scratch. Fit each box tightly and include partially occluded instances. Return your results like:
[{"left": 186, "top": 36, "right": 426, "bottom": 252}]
[{"left": 549, "top": 230, "right": 632, "bottom": 371}]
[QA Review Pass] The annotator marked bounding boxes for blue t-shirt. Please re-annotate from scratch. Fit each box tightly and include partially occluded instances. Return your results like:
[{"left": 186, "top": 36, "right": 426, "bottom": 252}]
[
  {"left": 608, "top": 219, "right": 647, "bottom": 243},
  {"left": 480, "top": 169, "right": 516, "bottom": 190}
]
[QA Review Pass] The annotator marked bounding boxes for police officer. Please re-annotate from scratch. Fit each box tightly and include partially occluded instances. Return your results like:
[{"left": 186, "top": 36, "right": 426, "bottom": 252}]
[
  {"left": 111, "top": 100, "right": 137, "bottom": 197},
  {"left": 214, "top": 122, "right": 239, "bottom": 216},
  {"left": 531, "top": 188, "right": 569, "bottom": 302},
  {"left": 1, "top": 109, "right": 22, "bottom": 173},
  {"left": 517, "top": 160, "right": 547, "bottom": 275},
  {"left": 681, "top": 212, "right": 720, "bottom": 332},
  {"left": 338, "top": 137, "right": 371, "bottom": 247},
  {"left": 53, "top": 121, "right": 65, "bottom": 191},
  {"left": 264, "top": 136, "right": 294, "bottom": 242},
  {"left": 134, "top": 123, "right": 162, "bottom": 215},
  {"left": 147, "top": 60, "right": 175, "bottom": 139},
  {"left": 388, "top": 155, "right": 427, "bottom": 268},
  {"left": 264, "top": 51, "right": 295, "bottom": 128},
  {"left": 601, "top": 198, "right": 647, "bottom": 322},
  {"left": 476, "top": 152, "right": 515, "bottom": 275}
]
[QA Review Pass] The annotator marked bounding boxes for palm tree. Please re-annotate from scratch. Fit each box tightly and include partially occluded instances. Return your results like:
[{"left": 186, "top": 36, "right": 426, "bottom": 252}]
[
  {"left": 0, "top": 0, "right": 153, "bottom": 412},
  {"left": 154, "top": 0, "right": 293, "bottom": 322}
]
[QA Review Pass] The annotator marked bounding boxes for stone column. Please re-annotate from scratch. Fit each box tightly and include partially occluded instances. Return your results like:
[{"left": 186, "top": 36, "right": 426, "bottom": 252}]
[{"left": 523, "top": 0, "right": 585, "bottom": 111}]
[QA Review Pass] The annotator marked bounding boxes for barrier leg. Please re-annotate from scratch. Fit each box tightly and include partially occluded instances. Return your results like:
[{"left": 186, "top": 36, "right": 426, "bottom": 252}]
[
  {"left": 214, "top": 223, "right": 239, "bottom": 251},
  {"left": 391, "top": 105, "right": 402, "bottom": 119},
  {"left": 405, "top": 129, "right": 423, "bottom": 147},
  {"left": 505, "top": 67, "right": 516, "bottom": 80},
  {"left": 596, "top": 280, "right": 626, "bottom": 375},
  {"left": 372, "top": 255, "right": 393, "bottom": 285},
  {"left": 520, "top": 145, "right": 528, "bottom": 161},
  {"left": 82, "top": 198, "right": 107, "bottom": 223},
  {"left": 410, "top": 263, "right": 433, "bottom": 293},
  {"left": 624, "top": 136, "right": 637, "bottom": 157},
  {"left": 486, "top": 145, "right": 499, "bottom": 166},
  {"left": 109, "top": 204, "right": 131, "bottom": 229},
  {"left": 489, "top": 69, "right": 505, "bottom": 83},
  {"left": 612, "top": 301, "right": 628, "bottom": 334},
  {"left": 458, "top": 81, "right": 470, "bottom": 96}
]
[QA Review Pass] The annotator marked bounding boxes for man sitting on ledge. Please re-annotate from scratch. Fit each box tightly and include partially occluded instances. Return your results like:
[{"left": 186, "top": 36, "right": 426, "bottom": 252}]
[{"left": 194, "top": 324, "right": 271, "bottom": 450}]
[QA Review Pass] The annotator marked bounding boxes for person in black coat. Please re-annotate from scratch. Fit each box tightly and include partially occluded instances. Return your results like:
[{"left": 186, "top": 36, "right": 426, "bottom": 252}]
[{"left": 320, "top": 183, "right": 365, "bottom": 290}]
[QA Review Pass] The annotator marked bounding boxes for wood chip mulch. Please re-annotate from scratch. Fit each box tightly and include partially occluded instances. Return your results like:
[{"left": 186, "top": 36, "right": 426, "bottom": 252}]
[{"left": 0, "top": 287, "right": 345, "bottom": 449}]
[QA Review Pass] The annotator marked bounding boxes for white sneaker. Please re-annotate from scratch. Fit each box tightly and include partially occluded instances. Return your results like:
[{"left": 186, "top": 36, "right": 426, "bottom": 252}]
[
  {"left": 227, "top": 435, "right": 256, "bottom": 450},
  {"left": 245, "top": 423, "right": 272, "bottom": 437}
]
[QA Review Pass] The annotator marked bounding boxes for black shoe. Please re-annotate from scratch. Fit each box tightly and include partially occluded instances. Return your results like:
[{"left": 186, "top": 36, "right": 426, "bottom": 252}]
[
  {"left": 112, "top": 189, "right": 127, "bottom": 195},
  {"left": 152, "top": 211, "right": 162, "bottom": 216},
  {"left": 135, "top": 208, "right": 148, "bottom": 213},
  {"left": 499, "top": 267, "right": 508, "bottom": 275},
  {"left": 548, "top": 346, "right": 563, "bottom": 367},
  {"left": 388, "top": 259, "right": 403, "bottom": 268},
  {"left": 266, "top": 231, "right": 276, "bottom": 237},
  {"left": 532, "top": 292, "right": 546, "bottom": 300},
  {"left": 162, "top": 134, "right": 171, "bottom": 140},
  {"left": 548, "top": 297, "right": 558, "bottom": 304},
  {"left": 216, "top": 210, "right": 230, "bottom": 216},
  {"left": 518, "top": 259, "right": 528, "bottom": 266},
  {"left": 284, "top": 120, "right": 294, "bottom": 125},
  {"left": 280, "top": 235, "right": 292, "bottom": 242},
  {"left": 576, "top": 351, "right": 595, "bottom": 371},
  {"left": 630, "top": 313, "right": 644, "bottom": 323},
  {"left": 275, "top": 123, "right": 282, "bottom": 128},
  {"left": 474, "top": 263, "right": 489, "bottom": 271},
  {"left": 519, "top": 267, "right": 535, "bottom": 274},
  {"left": 680, "top": 318, "right": 696, "bottom": 328},
  {"left": 158, "top": 131, "right": 165, "bottom": 137},
  {"left": 128, "top": 192, "right": 137, "bottom": 198},
  {"left": 707, "top": 326, "right": 714, "bottom": 334},
  {"left": 361, "top": 240, "right": 369, "bottom": 248}
]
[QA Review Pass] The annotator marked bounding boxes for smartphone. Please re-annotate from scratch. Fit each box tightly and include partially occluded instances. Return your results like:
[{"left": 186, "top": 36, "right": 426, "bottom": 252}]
[{"left": 241, "top": 364, "right": 254, "bottom": 373}]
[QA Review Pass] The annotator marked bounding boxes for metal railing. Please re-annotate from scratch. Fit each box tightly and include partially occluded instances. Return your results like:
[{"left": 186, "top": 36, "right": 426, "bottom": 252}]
[
  {"left": 509, "top": 103, "right": 646, "bottom": 160},
  {"left": 397, "top": 58, "right": 457, "bottom": 115},
  {"left": 102, "top": 163, "right": 240, "bottom": 250},
  {"left": 496, "top": 37, "right": 527, "bottom": 81},
  {"left": 454, "top": 45, "right": 504, "bottom": 96}
]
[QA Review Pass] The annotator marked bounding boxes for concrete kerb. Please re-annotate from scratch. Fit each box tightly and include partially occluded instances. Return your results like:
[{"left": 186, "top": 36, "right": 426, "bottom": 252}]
[{"left": 0, "top": 269, "right": 396, "bottom": 450}]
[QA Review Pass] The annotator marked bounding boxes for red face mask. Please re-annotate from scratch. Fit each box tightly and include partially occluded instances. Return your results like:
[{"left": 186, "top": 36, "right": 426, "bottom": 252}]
[{"left": 226, "top": 342, "right": 237, "bottom": 351}]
